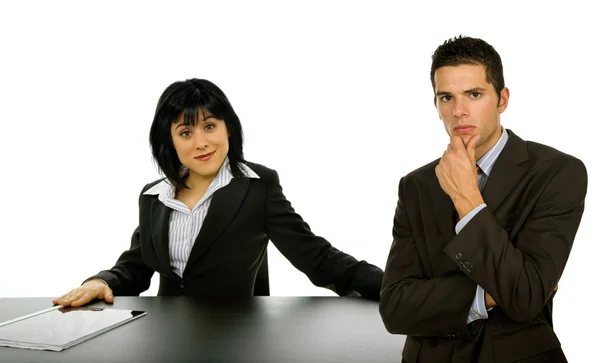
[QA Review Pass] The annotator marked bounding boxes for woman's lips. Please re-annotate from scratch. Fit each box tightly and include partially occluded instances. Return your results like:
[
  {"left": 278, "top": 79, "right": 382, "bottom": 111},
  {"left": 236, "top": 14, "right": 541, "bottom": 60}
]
[{"left": 194, "top": 150, "right": 216, "bottom": 161}]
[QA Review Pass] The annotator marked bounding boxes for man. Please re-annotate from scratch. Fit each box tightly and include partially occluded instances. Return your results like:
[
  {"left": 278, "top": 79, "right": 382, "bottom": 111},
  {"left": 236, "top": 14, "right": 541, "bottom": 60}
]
[{"left": 379, "top": 35, "right": 587, "bottom": 363}]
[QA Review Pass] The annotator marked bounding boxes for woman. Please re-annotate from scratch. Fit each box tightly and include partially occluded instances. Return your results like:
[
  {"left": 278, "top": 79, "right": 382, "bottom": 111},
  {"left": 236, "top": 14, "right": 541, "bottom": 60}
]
[{"left": 53, "top": 79, "right": 383, "bottom": 307}]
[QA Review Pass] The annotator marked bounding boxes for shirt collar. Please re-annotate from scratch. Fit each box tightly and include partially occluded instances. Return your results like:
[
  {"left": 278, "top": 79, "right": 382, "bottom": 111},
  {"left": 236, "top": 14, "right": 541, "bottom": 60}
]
[
  {"left": 476, "top": 127, "right": 509, "bottom": 176},
  {"left": 143, "top": 158, "right": 259, "bottom": 196}
]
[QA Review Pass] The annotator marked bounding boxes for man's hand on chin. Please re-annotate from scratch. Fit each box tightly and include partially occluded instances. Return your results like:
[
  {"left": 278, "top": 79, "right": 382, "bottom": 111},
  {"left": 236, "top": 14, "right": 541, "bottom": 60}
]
[{"left": 435, "top": 135, "right": 484, "bottom": 217}]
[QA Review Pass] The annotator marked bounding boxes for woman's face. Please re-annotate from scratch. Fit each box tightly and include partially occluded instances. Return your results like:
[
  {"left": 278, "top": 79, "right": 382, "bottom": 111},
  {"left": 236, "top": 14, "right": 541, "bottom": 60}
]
[{"left": 170, "top": 110, "right": 229, "bottom": 182}]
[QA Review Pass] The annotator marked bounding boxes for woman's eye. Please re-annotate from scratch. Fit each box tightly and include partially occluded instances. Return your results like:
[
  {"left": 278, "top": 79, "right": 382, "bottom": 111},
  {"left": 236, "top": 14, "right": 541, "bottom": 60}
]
[
  {"left": 205, "top": 124, "right": 215, "bottom": 130},
  {"left": 181, "top": 130, "right": 192, "bottom": 137}
]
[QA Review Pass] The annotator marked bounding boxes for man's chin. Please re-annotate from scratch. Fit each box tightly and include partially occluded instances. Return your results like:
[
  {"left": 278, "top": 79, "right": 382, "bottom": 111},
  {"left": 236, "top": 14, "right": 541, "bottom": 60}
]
[
  {"left": 467, "top": 133, "right": 483, "bottom": 144},
  {"left": 453, "top": 134, "right": 472, "bottom": 145}
]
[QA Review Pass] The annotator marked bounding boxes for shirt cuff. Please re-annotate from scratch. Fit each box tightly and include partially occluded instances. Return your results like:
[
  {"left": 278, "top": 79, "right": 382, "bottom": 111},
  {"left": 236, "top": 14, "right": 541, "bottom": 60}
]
[
  {"left": 455, "top": 203, "right": 487, "bottom": 234},
  {"left": 467, "top": 285, "right": 489, "bottom": 324}
]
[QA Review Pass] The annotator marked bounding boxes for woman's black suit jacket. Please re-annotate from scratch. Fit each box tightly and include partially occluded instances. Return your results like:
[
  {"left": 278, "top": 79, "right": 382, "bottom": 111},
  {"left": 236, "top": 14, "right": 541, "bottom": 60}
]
[{"left": 90, "top": 162, "right": 383, "bottom": 300}]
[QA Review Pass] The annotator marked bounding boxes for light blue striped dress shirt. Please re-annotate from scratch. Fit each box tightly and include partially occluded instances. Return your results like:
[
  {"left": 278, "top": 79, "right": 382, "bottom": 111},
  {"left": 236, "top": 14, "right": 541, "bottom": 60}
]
[
  {"left": 143, "top": 158, "right": 260, "bottom": 277},
  {"left": 455, "top": 127, "right": 509, "bottom": 324}
]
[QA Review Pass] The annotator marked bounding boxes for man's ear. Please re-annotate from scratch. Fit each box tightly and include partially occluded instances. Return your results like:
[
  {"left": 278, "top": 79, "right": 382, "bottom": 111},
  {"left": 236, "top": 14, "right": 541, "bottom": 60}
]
[{"left": 497, "top": 87, "right": 510, "bottom": 113}]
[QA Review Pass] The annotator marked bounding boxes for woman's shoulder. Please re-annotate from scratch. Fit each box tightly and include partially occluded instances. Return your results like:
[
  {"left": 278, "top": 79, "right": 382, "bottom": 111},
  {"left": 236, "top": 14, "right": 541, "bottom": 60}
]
[
  {"left": 242, "top": 161, "right": 278, "bottom": 181},
  {"left": 140, "top": 178, "right": 169, "bottom": 195}
]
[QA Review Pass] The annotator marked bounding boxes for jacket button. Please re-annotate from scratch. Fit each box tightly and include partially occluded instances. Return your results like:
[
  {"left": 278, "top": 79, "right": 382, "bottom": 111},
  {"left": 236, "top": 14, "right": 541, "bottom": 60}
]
[
  {"left": 455, "top": 253, "right": 463, "bottom": 260},
  {"left": 180, "top": 282, "right": 184, "bottom": 288}
]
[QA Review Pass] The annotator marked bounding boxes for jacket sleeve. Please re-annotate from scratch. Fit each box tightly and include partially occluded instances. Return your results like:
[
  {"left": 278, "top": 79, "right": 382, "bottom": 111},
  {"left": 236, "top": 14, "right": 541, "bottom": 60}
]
[
  {"left": 85, "top": 187, "right": 155, "bottom": 296},
  {"left": 265, "top": 170, "right": 383, "bottom": 300},
  {"left": 443, "top": 157, "right": 587, "bottom": 323},
  {"left": 379, "top": 176, "right": 479, "bottom": 337}
]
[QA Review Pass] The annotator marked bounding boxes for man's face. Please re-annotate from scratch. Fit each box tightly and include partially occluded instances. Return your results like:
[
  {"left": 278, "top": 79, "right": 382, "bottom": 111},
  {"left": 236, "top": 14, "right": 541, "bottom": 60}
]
[{"left": 433, "top": 64, "right": 509, "bottom": 159}]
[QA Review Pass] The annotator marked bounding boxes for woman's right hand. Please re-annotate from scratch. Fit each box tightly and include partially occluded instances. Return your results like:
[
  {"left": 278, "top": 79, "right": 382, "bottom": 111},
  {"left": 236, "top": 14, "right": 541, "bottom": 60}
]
[{"left": 52, "top": 278, "right": 114, "bottom": 307}]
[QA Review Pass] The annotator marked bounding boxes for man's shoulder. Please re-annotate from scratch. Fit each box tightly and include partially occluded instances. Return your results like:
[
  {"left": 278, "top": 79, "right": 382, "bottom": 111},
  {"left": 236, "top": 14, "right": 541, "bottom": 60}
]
[
  {"left": 505, "top": 129, "right": 586, "bottom": 181},
  {"left": 524, "top": 139, "right": 582, "bottom": 167},
  {"left": 402, "top": 158, "right": 440, "bottom": 184}
]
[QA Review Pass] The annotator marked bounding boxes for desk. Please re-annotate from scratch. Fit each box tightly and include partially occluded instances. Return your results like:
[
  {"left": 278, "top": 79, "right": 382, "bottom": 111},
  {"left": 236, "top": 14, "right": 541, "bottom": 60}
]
[{"left": 0, "top": 297, "right": 405, "bottom": 362}]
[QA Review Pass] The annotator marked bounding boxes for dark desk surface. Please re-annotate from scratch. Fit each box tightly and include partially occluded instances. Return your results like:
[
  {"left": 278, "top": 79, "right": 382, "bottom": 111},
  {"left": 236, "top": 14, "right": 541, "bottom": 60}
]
[{"left": 0, "top": 297, "right": 405, "bottom": 363}]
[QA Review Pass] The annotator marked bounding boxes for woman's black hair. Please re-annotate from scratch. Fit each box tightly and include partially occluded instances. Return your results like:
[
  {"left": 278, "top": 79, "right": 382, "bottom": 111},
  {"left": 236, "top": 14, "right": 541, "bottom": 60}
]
[{"left": 149, "top": 78, "right": 246, "bottom": 188}]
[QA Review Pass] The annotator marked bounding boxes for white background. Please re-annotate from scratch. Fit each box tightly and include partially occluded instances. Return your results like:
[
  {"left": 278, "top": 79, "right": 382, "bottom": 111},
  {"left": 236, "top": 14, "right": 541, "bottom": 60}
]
[{"left": 1, "top": 0, "right": 597, "bottom": 360}]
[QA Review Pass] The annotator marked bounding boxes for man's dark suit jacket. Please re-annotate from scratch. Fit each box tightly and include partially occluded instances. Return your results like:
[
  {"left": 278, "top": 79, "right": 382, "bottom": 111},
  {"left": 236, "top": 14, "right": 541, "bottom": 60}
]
[
  {"left": 379, "top": 130, "right": 587, "bottom": 363},
  {"left": 90, "top": 162, "right": 383, "bottom": 300}
]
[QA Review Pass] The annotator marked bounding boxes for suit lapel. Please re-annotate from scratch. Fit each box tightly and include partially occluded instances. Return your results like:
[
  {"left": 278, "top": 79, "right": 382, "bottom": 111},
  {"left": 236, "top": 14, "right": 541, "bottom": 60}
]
[
  {"left": 183, "top": 177, "right": 249, "bottom": 275},
  {"left": 481, "top": 130, "right": 529, "bottom": 212},
  {"left": 149, "top": 197, "right": 177, "bottom": 278}
]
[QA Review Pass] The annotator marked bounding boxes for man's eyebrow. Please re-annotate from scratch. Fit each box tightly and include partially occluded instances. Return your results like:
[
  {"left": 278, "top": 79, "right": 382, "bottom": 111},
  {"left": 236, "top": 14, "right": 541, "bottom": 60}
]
[
  {"left": 464, "top": 87, "right": 486, "bottom": 93},
  {"left": 435, "top": 87, "right": 486, "bottom": 97}
]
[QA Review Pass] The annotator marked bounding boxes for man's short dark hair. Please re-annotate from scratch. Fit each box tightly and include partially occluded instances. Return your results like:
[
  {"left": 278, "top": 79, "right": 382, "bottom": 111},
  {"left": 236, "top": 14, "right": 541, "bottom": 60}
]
[{"left": 430, "top": 35, "right": 505, "bottom": 101}]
